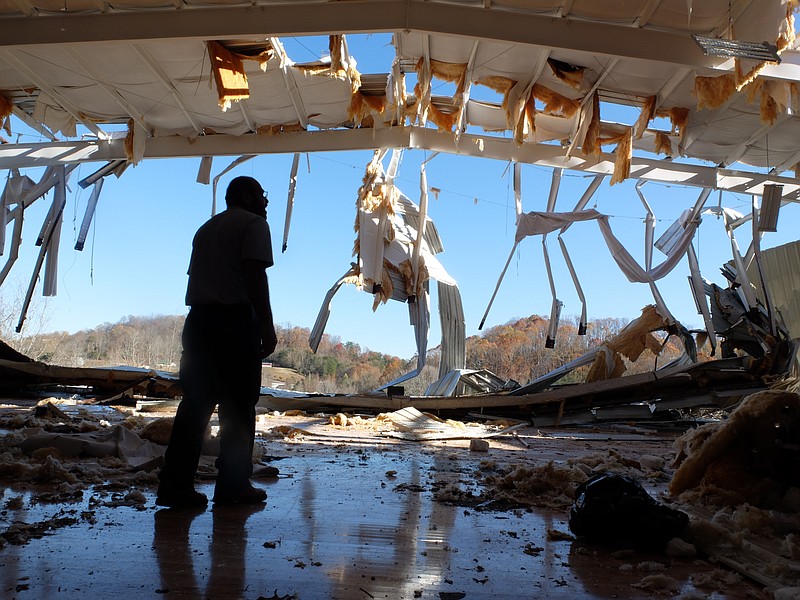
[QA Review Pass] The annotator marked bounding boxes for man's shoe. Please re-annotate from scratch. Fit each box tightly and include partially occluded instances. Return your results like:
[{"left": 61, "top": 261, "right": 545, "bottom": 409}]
[
  {"left": 156, "top": 487, "right": 208, "bottom": 509},
  {"left": 213, "top": 484, "right": 267, "bottom": 505}
]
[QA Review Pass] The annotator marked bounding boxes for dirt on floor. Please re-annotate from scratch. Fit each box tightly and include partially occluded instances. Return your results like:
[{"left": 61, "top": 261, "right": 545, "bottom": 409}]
[{"left": 0, "top": 394, "right": 798, "bottom": 599}]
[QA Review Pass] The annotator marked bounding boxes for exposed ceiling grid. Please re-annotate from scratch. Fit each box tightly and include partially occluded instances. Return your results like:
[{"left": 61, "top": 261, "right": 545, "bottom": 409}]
[
  {"left": 713, "top": 0, "right": 756, "bottom": 37},
  {"left": 0, "top": 48, "right": 108, "bottom": 140},
  {"left": 238, "top": 101, "right": 256, "bottom": 134},
  {"left": 64, "top": 47, "right": 150, "bottom": 134},
  {"left": 771, "top": 142, "right": 800, "bottom": 175},
  {"left": 681, "top": 94, "right": 745, "bottom": 154},
  {"left": 655, "top": 67, "right": 693, "bottom": 106},
  {"left": 270, "top": 37, "right": 310, "bottom": 130},
  {"left": 455, "top": 40, "right": 481, "bottom": 136},
  {"left": 723, "top": 112, "right": 793, "bottom": 167},
  {"left": 11, "top": 104, "right": 56, "bottom": 141},
  {"left": 131, "top": 43, "right": 204, "bottom": 135},
  {"left": 0, "top": 0, "right": 796, "bottom": 189}
]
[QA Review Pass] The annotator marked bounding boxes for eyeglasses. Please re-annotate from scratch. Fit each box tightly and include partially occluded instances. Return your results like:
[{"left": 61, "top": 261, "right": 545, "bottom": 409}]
[{"left": 253, "top": 189, "right": 268, "bottom": 204}]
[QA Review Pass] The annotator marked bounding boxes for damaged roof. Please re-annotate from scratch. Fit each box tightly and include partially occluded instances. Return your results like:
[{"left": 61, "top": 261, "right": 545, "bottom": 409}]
[{"left": 1, "top": 0, "right": 800, "bottom": 198}]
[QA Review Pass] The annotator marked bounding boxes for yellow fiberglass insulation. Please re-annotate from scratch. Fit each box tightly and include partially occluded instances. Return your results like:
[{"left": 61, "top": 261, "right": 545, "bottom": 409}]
[
  {"left": 669, "top": 389, "right": 800, "bottom": 508},
  {"left": 139, "top": 417, "right": 175, "bottom": 446},
  {"left": 369, "top": 260, "right": 395, "bottom": 309},
  {"left": 475, "top": 75, "right": 516, "bottom": 112},
  {"left": 750, "top": 79, "right": 790, "bottom": 125},
  {"left": 0, "top": 93, "right": 11, "bottom": 121},
  {"left": 328, "top": 35, "right": 348, "bottom": 79},
  {"left": 633, "top": 95, "right": 656, "bottom": 140},
  {"left": 693, "top": 74, "right": 737, "bottom": 111},
  {"left": 425, "top": 58, "right": 468, "bottom": 97},
  {"left": 524, "top": 94, "right": 537, "bottom": 131},
  {"left": 744, "top": 78, "right": 765, "bottom": 104},
  {"left": 581, "top": 92, "right": 601, "bottom": 157},
  {"left": 531, "top": 84, "right": 580, "bottom": 118},
  {"left": 761, "top": 90, "right": 780, "bottom": 125},
  {"left": 348, "top": 91, "right": 386, "bottom": 127},
  {"left": 122, "top": 120, "right": 137, "bottom": 164},
  {"left": 547, "top": 57, "right": 585, "bottom": 90},
  {"left": 256, "top": 123, "right": 304, "bottom": 135},
  {"left": 610, "top": 127, "right": 632, "bottom": 185},
  {"left": 656, "top": 106, "right": 689, "bottom": 138},
  {"left": 427, "top": 103, "right": 461, "bottom": 133},
  {"left": 207, "top": 41, "right": 250, "bottom": 111},
  {"left": 408, "top": 58, "right": 467, "bottom": 130},
  {"left": 585, "top": 305, "right": 668, "bottom": 382},
  {"left": 654, "top": 131, "right": 674, "bottom": 157}
]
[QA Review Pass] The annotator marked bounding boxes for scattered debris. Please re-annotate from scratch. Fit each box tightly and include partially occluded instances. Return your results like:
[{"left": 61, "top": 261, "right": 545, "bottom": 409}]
[
  {"left": 547, "top": 528, "right": 574, "bottom": 542},
  {"left": 630, "top": 573, "right": 681, "bottom": 593},
  {"left": 482, "top": 461, "right": 585, "bottom": 510},
  {"left": 382, "top": 406, "right": 526, "bottom": 441},
  {"left": 20, "top": 425, "right": 167, "bottom": 470},
  {"left": 0, "top": 356, "right": 181, "bottom": 398},
  {"left": 469, "top": 439, "right": 490, "bottom": 452},
  {"left": 256, "top": 592, "right": 298, "bottom": 600},
  {"left": 1, "top": 511, "right": 79, "bottom": 545}
]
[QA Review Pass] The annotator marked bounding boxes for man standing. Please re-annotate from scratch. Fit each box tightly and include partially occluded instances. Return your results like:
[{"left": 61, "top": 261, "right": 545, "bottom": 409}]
[{"left": 157, "top": 176, "right": 277, "bottom": 508}]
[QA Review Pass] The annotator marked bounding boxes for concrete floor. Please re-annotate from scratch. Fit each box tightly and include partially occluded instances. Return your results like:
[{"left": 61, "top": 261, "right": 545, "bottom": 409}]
[{"left": 0, "top": 409, "right": 771, "bottom": 599}]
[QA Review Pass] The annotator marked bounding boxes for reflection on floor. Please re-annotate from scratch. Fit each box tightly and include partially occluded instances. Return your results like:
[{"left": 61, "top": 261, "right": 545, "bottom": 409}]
[{"left": 0, "top": 419, "right": 768, "bottom": 599}]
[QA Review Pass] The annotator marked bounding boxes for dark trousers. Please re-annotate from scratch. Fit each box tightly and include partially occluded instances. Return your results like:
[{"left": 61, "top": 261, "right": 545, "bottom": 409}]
[{"left": 159, "top": 305, "right": 261, "bottom": 492}]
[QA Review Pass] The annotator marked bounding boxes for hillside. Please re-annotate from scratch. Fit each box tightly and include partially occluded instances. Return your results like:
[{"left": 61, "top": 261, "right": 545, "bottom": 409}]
[{"left": 2, "top": 312, "right": 684, "bottom": 395}]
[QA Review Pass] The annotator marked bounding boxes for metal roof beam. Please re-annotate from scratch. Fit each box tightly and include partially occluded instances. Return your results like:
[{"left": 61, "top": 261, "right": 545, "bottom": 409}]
[
  {"left": 3, "top": 127, "right": 799, "bottom": 199},
  {"left": 0, "top": 0, "right": 724, "bottom": 69}
]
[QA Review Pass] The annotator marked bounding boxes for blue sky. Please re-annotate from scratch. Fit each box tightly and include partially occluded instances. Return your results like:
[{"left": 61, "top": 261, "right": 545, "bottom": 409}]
[{"left": 2, "top": 34, "right": 799, "bottom": 359}]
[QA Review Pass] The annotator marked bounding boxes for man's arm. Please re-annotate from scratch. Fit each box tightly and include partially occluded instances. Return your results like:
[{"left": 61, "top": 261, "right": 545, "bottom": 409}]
[{"left": 243, "top": 259, "right": 277, "bottom": 358}]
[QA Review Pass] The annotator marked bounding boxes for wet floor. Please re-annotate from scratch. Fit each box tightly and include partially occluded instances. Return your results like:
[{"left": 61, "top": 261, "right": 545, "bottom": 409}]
[{"left": 0, "top": 426, "right": 766, "bottom": 599}]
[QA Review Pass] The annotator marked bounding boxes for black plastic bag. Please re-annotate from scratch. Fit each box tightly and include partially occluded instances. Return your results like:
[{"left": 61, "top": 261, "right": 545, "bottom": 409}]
[{"left": 569, "top": 472, "right": 688, "bottom": 548}]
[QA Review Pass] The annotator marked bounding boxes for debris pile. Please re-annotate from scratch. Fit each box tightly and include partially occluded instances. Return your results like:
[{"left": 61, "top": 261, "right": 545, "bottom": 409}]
[
  {"left": 670, "top": 389, "right": 800, "bottom": 509},
  {"left": 484, "top": 462, "right": 585, "bottom": 510},
  {"left": 585, "top": 305, "right": 692, "bottom": 382}
]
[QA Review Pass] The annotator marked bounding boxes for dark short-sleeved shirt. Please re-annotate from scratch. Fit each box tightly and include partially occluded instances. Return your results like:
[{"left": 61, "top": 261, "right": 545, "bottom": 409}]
[{"left": 185, "top": 206, "right": 273, "bottom": 306}]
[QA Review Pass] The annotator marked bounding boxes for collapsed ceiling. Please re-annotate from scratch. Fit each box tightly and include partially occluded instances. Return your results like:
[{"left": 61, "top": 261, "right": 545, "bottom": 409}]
[
  {"left": 1, "top": 1, "right": 800, "bottom": 374},
  {"left": 0, "top": 0, "right": 798, "bottom": 197}
]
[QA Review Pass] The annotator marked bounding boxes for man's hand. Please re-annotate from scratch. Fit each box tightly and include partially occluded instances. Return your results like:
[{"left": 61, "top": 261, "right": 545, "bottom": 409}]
[
  {"left": 261, "top": 325, "right": 278, "bottom": 359},
  {"left": 243, "top": 259, "right": 277, "bottom": 359}
]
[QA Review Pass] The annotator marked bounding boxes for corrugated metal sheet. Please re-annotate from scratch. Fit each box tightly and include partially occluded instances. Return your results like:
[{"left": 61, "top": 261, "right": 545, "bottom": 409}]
[{"left": 757, "top": 240, "right": 800, "bottom": 340}]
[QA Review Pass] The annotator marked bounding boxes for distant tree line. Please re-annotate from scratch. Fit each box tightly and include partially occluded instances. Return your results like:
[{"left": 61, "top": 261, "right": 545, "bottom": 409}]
[{"left": 2, "top": 312, "right": 684, "bottom": 395}]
